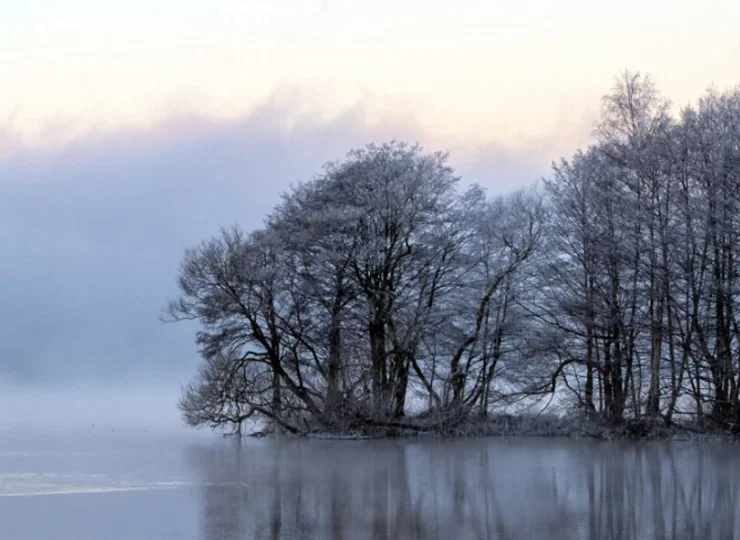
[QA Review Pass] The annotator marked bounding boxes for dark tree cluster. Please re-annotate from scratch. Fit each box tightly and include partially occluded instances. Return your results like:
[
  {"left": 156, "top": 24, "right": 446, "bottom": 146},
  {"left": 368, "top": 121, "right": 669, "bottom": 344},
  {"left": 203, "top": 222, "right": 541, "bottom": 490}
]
[{"left": 168, "top": 72, "right": 740, "bottom": 435}]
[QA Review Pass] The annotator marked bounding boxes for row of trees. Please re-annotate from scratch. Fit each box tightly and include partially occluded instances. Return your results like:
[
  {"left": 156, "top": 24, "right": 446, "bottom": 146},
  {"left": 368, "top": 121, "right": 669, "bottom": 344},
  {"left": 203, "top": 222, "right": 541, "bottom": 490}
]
[
  {"left": 168, "top": 72, "right": 740, "bottom": 434},
  {"left": 543, "top": 74, "right": 740, "bottom": 428}
]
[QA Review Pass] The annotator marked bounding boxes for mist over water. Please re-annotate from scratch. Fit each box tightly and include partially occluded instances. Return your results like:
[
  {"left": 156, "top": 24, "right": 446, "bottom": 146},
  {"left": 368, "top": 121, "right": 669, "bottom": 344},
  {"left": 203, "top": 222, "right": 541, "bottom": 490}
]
[
  {"left": 1, "top": 433, "right": 739, "bottom": 540},
  {"left": 0, "top": 384, "right": 187, "bottom": 433}
]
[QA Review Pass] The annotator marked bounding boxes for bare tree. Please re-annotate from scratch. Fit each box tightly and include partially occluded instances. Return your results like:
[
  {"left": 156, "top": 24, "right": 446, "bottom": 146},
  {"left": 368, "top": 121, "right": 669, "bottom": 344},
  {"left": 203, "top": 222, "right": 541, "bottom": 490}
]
[{"left": 168, "top": 75, "right": 740, "bottom": 436}]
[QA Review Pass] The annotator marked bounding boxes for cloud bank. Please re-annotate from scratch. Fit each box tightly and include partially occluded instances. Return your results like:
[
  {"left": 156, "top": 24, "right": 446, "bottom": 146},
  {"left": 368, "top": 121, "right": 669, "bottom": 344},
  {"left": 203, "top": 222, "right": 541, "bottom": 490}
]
[{"left": 0, "top": 92, "right": 554, "bottom": 392}]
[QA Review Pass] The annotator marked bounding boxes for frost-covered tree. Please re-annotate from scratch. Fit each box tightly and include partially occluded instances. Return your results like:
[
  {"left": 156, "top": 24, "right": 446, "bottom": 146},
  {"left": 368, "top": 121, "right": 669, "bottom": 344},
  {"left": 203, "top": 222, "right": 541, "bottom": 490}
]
[
  {"left": 168, "top": 142, "right": 547, "bottom": 433},
  {"left": 169, "top": 75, "right": 740, "bottom": 435},
  {"left": 540, "top": 74, "right": 740, "bottom": 428}
]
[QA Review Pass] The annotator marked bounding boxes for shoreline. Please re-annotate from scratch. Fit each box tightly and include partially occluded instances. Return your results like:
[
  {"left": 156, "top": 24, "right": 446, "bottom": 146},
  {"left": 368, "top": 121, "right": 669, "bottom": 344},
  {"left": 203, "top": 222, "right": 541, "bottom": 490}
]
[{"left": 242, "top": 413, "right": 740, "bottom": 443}]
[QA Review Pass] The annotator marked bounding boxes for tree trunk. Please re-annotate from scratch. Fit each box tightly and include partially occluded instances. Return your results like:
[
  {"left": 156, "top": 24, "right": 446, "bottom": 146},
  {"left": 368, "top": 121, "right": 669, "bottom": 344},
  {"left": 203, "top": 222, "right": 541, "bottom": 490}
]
[
  {"left": 369, "top": 310, "right": 388, "bottom": 415},
  {"left": 325, "top": 295, "right": 344, "bottom": 418},
  {"left": 392, "top": 355, "right": 409, "bottom": 418}
]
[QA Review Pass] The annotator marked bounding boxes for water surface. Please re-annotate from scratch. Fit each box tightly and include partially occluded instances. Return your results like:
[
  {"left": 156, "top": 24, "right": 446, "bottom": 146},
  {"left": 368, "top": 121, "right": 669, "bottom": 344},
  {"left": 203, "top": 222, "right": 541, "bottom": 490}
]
[{"left": 1, "top": 429, "right": 739, "bottom": 539}]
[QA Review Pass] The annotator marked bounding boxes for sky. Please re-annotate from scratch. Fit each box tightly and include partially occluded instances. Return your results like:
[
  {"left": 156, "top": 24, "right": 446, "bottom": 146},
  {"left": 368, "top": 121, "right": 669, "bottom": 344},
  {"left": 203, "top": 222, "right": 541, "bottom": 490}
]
[{"left": 1, "top": 0, "right": 738, "bottom": 427}]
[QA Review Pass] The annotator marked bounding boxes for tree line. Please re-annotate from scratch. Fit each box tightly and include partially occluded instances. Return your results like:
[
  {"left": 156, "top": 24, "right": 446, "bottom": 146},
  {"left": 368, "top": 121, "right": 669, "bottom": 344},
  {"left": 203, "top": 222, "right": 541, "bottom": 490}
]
[{"left": 167, "top": 72, "right": 740, "bottom": 435}]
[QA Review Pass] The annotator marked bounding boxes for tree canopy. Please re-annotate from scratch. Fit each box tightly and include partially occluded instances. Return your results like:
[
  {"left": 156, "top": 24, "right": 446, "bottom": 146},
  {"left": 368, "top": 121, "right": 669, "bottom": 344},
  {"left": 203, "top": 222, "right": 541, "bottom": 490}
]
[{"left": 168, "top": 74, "right": 740, "bottom": 435}]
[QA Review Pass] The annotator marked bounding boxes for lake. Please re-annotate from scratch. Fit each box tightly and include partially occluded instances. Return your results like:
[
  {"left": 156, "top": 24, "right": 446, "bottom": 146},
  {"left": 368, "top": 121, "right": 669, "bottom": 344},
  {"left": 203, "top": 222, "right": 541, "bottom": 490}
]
[{"left": 1, "top": 429, "right": 739, "bottom": 539}]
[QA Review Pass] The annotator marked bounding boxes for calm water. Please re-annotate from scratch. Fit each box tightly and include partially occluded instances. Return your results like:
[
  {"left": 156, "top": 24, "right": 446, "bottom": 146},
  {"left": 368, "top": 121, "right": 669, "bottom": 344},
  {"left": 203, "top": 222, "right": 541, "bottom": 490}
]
[{"left": 1, "top": 429, "right": 739, "bottom": 539}]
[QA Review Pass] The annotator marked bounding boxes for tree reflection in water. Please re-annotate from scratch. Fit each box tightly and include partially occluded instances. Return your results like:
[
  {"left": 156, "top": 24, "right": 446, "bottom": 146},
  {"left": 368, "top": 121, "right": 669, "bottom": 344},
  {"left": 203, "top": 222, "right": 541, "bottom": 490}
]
[{"left": 184, "top": 438, "right": 740, "bottom": 540}]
